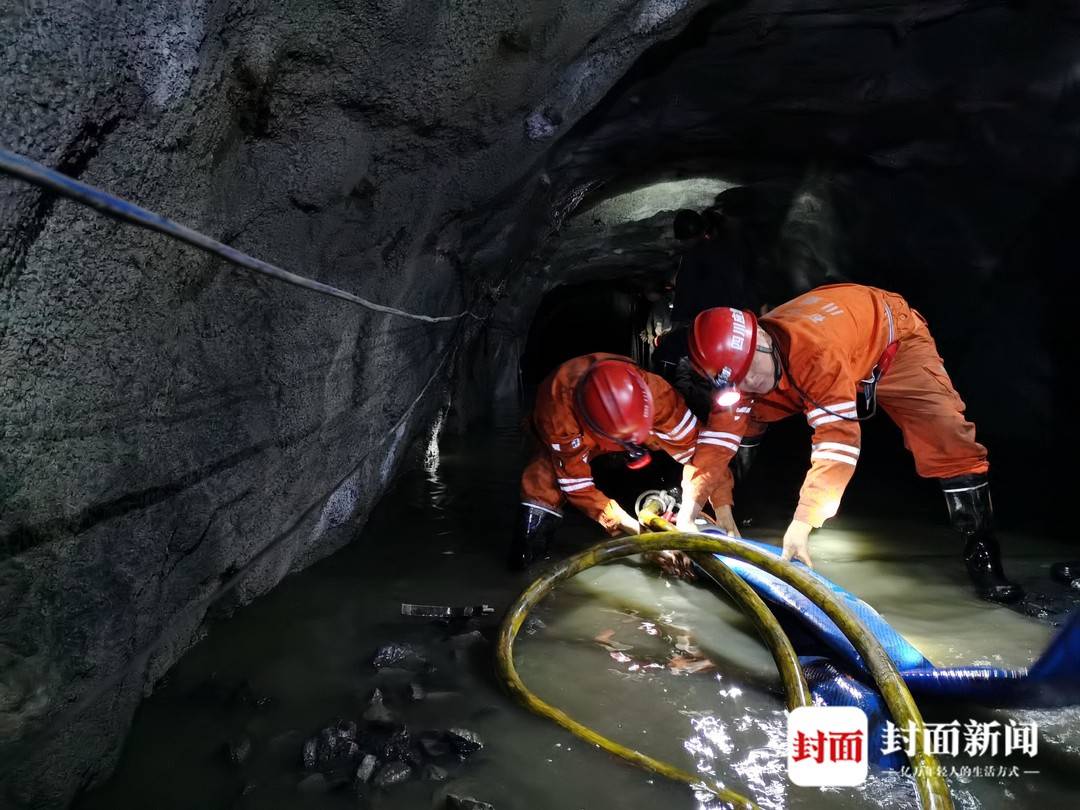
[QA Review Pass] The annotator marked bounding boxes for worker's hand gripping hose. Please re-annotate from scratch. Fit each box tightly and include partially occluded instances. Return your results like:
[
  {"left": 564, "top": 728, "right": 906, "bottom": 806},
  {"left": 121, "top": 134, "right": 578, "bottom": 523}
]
[{"left": 495, "top": 521, "right": 954, "bottom": 810}]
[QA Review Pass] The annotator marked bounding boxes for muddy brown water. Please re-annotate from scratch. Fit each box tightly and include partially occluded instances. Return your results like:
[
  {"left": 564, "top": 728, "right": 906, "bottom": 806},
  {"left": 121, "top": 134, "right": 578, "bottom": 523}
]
[{"left": 75, "top": 416, "right": 1080, "bottom": 810}]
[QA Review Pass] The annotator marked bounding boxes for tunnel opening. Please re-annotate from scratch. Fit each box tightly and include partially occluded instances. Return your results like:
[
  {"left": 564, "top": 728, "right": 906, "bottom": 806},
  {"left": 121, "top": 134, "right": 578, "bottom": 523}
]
[{"left": 520, "top": 277, "right": 663, "bottom": 391}]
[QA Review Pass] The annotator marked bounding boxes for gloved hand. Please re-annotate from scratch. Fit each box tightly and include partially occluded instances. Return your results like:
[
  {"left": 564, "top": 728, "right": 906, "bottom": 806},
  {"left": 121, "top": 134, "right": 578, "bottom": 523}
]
[
  {"left": 617, "top": 512, "right": 642, "bottom": 536},
  {"left": 600, "top": 500, "right": 641, "bottom": 536},
  {"left": 710, "top": 504, "right": 740, "bottom": 537},
  {"left": 675, "top": 506, "right": 698, "bottom": 533},
  {"left": 780, "top": 519, "right": 813, "bottom": 567}
]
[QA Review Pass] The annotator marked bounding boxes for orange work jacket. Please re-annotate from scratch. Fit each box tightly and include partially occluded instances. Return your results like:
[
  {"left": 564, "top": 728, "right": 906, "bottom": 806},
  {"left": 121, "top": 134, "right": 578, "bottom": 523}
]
[
  {"left": 533, "top": 353, "right": 699, "bottom": 524},
  {"left": 687, "top": 284, "right": 913, "bottom": 527}
]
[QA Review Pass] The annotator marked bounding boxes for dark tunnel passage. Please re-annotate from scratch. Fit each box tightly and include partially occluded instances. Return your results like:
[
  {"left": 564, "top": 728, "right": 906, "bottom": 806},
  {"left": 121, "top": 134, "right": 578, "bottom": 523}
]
[
  {"left": 4, "top": 2, "right": 1080, "bottom": 810},
  {"left": 520, "top": 274, "right": 679, "bottom": 390}
]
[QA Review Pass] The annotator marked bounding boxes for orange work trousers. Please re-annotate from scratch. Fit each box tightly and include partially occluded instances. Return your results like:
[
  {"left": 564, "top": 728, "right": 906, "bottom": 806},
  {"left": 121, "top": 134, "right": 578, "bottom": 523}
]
[{"left": 875, "top": 293, "right": 989, "bottom": 480}]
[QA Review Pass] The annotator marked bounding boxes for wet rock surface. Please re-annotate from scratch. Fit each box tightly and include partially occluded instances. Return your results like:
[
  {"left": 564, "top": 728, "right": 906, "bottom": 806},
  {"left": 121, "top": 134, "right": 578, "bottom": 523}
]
[
  {"left": 0, "top": 2, "right": 706, "bottom": 806},
  {"left": 445, "top": 728, "right": 485, "bottom": 760},
  {"left": 303, "top": 721, "right": 361, "bottom": 773},
  {"left": 446, "top": 794, "right": 496, "bottom": 810},
  {"left": 355, "top": 754, "right": 378, "bottom": 784},
  {"left": 373, "top": 760, "right": 412, "bottom": 789},
  {"left": 372, "top": 644, "right": 431, "bottom": 673},
  {"left": 271, "top": 636, "right": 494, "bottom": 802}
]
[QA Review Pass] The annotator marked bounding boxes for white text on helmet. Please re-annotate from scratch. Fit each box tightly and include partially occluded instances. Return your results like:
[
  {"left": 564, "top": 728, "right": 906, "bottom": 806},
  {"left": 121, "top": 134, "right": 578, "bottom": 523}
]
[{"left": 730, "top": 309, "right": 748, "bottom": 350}]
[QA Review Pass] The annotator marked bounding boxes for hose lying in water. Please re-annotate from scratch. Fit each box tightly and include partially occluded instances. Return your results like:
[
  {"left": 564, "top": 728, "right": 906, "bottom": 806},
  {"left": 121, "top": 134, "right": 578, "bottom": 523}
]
[
  {"left": 495, "top": 527, "right": 954, "bottom": 810},
  {"left": 645, "top": 513, "right": 814, "bottom": 711}
]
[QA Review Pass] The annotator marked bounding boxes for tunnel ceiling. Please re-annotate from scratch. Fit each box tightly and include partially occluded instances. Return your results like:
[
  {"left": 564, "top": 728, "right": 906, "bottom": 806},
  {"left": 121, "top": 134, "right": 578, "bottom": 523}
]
[
  {"left": 531, "top": 2, "right": 1080, "bottom": 298},
  {"left": 515, "top": 0, "right": 1075, "bottom": 458},
  {"left": 2, "top": 2, "right": 1077, "bottom": 807}
]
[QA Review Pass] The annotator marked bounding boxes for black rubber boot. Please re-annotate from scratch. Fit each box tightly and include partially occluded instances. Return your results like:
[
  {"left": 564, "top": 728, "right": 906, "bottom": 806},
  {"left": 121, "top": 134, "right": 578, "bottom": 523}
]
[
  {"left": 941, "top": 474, "right": 1024, "bottom": 604},
  {"left": 507, "top": 504, "right": 561, "bottom": 571}
]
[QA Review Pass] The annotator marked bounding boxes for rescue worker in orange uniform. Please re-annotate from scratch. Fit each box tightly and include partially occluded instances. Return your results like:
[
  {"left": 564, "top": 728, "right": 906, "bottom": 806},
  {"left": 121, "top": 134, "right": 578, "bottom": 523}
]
[
  {"left": 674, "top": 283, "right": 1024, "bottom": 605},
  {"left": 510, "top": 354, "right": 700, "bottom": 571}
]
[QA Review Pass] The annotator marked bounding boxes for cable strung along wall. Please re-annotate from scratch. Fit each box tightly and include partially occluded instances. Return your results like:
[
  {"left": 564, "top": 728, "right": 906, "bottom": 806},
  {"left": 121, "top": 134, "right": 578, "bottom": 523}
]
[{"left": 0, "top": 1, "right": 707, "bottom": 807}]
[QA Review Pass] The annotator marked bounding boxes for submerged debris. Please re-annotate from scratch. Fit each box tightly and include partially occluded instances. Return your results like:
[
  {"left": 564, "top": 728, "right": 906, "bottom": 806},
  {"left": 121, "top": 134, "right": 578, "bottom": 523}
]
[
  {"left": 381, "top": 727, "right": 420, "bottom": 766},
  {"left": 1018, "top": 592, "right": 1073, "bottom": 626},
  {"left": 336, "top": 719, "right": 359, "bottom": 739},
  {"left": 372, "top": 642, "right": 430, "bottom": 671},
  {"left": 668, "top": 653, "right": 716, "bottom": 674},
  {"left": 363, "top": 688, "right": 398, "bottom": 726},
  {"left": 226, "top": 735, "right": 252, "bottom": 766},
  {"left": 355, "top": 754, "right": 378, "bottom": 783},
  {"left": 374, "top": 760, "right": 412, "bottom": 788},
  {"left": 446, "top": 794, "right": 495, "bottom": 810},
  {"left": 593, "top": 629, "right": 632, "bottom": 652},
  {"left": 302, "top": 737, "right": 318, "bottom": 770},
  {"left": 302, "top": 719, "right": 361, "bottom": 772},
  {"left": 522, "top": 616, "right": 546, "bottom": 635},
  {"left": 445, "top": 728, "right": 484, "bottom": 759},
  {"left": 286, "top": 636, "right": 492, "bottom": 795},
  {"left": 400, "top": 603, "right": 495, "bottom": 619}
]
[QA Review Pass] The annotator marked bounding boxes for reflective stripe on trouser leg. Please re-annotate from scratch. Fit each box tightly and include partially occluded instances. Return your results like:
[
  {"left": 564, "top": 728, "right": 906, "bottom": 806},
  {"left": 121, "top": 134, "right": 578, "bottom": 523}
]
[{"left": 519, "top": 449, "right": 565, "bottom": 514}]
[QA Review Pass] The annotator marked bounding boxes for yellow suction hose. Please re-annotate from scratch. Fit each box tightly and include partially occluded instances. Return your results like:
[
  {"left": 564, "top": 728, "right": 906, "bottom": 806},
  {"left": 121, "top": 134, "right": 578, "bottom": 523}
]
[
  {"left": 495, "top": 517, "right": 954, "bottom": 810},
  {"left": 642, "top": 511, "right": 814, "bottom": 711}
]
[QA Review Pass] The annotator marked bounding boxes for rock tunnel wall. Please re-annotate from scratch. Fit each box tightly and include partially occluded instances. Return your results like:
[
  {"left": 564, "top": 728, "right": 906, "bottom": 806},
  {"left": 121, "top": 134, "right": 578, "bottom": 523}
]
[{"left": 0, "top": 2, "right": 707, "bottom": 806}]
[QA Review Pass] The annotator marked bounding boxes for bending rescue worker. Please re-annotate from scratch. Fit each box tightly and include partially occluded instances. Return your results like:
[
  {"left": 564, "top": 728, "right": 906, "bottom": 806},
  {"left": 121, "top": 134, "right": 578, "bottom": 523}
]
[
  {"left": 674, "top": 283, "right": 1023, "bottom": 605},
  {"left": 510, "top": 354, "right": 701, "bottom": 574}
]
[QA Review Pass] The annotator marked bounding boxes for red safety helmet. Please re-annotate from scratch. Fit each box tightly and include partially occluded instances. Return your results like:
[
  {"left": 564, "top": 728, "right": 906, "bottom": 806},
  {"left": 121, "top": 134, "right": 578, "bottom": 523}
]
[
  {"left": 574, "top": 360, "right": 654, "bottom": 469},
  {"left": 688, "top": 307, "right": 758, "bottom": 406}
]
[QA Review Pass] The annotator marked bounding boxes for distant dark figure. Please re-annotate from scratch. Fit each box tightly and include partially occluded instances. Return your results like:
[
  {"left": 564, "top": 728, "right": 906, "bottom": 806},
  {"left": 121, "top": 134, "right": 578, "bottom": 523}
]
[
  {"left": 653, "top": 206, "right": 767, "bottom": 483},
  {"left": 656, "top": 205, "right": 765, "bottom": 417},
  {"left": 650, "top": 326, "right": 712, "bottom": 422},
  {"left": 669, "top": 207, "right": 761, "bottom": 327}
]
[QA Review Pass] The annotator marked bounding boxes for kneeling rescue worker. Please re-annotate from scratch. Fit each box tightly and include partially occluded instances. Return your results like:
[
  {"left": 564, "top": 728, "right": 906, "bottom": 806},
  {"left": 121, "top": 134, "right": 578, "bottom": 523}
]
[
  {"left": 674, "top": 283, "right": 1024, "bottom": 605},
  {"left": 511, "top": 354, "right": 700, "bottom": 572}
]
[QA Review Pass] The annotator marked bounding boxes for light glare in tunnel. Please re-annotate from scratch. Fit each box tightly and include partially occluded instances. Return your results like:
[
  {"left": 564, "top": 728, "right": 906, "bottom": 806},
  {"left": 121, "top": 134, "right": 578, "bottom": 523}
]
[
  {"left": 424, "top": 409, "right": 445, "bottom": 479},
  {"left": 581, "top": 177, "right": 734, "bottom": 225}
]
